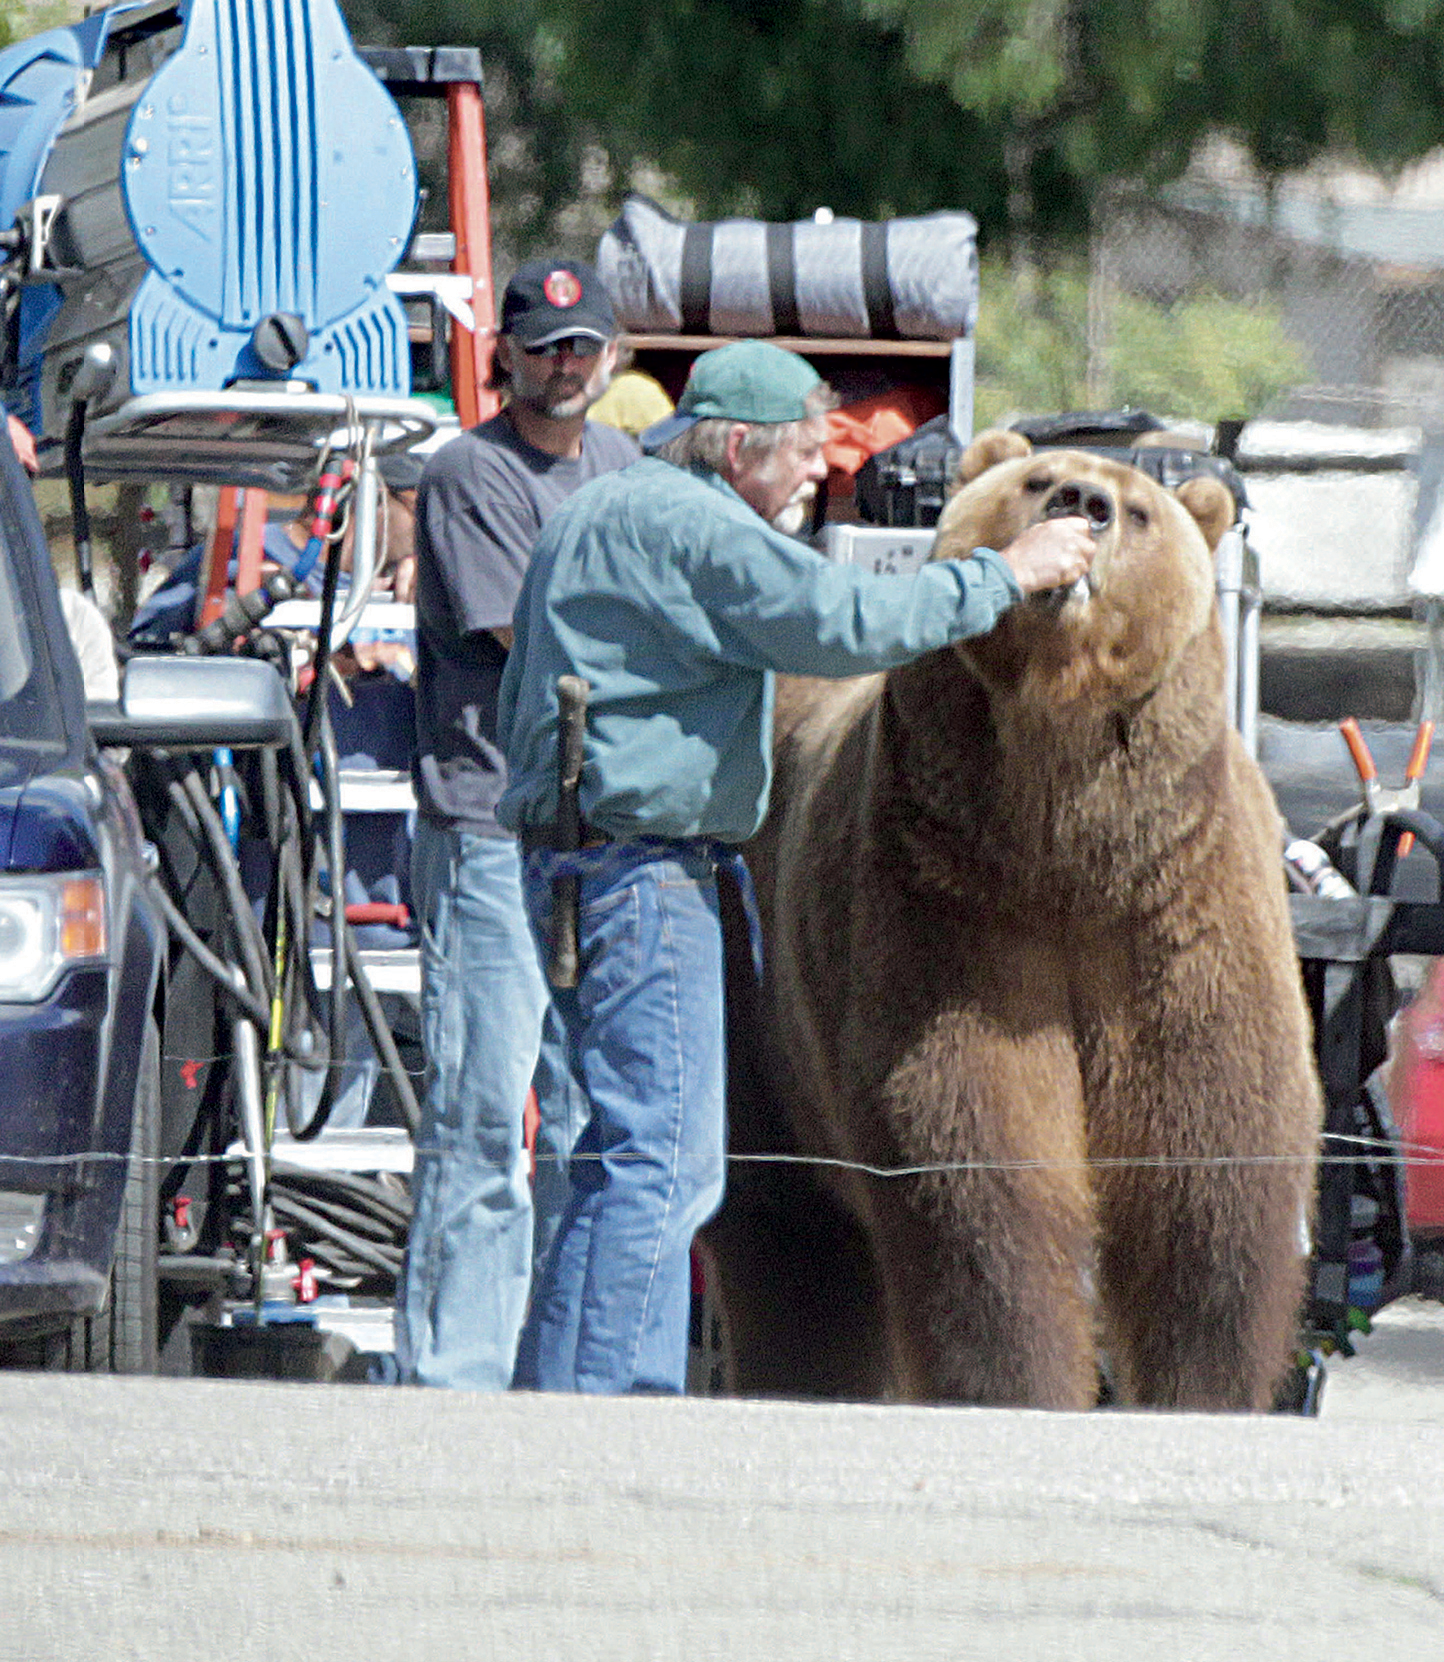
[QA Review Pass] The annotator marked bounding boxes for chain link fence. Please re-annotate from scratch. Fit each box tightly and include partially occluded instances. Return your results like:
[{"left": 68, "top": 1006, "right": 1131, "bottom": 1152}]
[
  {"left": 1018, "top": 143, "right": 1444, "bottom": 724},
  {"left": 1095, "top": 145, "right": 1444, "bottom": 432}
]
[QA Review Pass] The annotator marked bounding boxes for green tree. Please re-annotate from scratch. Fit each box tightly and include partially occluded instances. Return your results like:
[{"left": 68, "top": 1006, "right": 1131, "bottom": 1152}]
[
  {"left": 342, "top": 1, "right": 592, "bottom": 263},
  {"left": 364, "top": 0, "right": 1444, "bottom": 245},
  {"left": 973, "top": 256, "right": 1307, "bottom": 427},
  {"left": 858, "top": 0, "right": 1444, "bottom": 190},
  {"left": 361, "top": 0, "right": 1049, "bottom": 239}
]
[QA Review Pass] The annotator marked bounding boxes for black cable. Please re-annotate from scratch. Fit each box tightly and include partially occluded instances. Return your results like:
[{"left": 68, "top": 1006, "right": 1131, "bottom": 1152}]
[
  {"left": 144, "top": 874, "right": 271, "bottom": 1030},
  {"left": 145, "top": 875, "right": 335, "bottom": 1076},
  {"left": 64, "top": 399, "right": 95, "bottom": 599},
  {"left": 301, "top": 495, "right": 347, "bottom": 759},
  {"left": 278, "top": 810, "right": 330, "bottom": 1073},
  {"left": 141, "top": 760, "right": 325, "bottom": 1072},
  {"left": 294, "top": 682, "right": 421, "bottom": 1137},
  {"left": 317, "top": 694, "right": 349, "bottom": 1082},
  {"left": 265, "top": 1192, "right": 401, "bottom": 1276},
  {"left": 270, "top": 1162, "right": 412, "bottom": 1230},
  {"left": 1384, "top": 806, "right": 1444, "bottom": 869},
  {"left": 285, "top": 695, "right": 347, "bottom": 1140},
  {"left": 340, "top": 923, "right": 422, "bottom": 1138},
  {"left": 267, "top": 1180, "right": 401, "bottom": 1245},
  {"left": 175, "top": 767, "right": 272, "bottom": 1003},
  {"left": 256, "top": 728, "right": 326, "bottom": 1059},
  {"left": 178, "top": 569, "right": 298, "bottom": 656},
  {"left": 259, "top": 746, "right": 283, "bottom": 849}
]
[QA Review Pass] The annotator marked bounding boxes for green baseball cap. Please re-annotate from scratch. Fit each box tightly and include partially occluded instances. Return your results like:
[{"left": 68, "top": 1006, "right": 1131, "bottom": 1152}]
[{"left": 641, "top": 340, "right": 822, "bottom": 451}]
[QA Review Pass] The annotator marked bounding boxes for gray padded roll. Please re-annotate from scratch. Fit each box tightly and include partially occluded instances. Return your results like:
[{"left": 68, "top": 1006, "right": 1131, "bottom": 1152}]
[{"left": 599, "top": 194, "right": 977, "bottom": 342}]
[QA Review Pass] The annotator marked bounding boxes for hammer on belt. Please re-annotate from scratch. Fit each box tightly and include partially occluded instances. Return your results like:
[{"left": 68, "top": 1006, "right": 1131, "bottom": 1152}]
[{"left": 547, "top": 674, "right": 590, "bottom": 989}]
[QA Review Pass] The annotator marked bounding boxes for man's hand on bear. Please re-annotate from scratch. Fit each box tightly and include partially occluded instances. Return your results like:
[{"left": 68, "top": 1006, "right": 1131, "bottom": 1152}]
[{"left": 995, "top": 516, "right": 1097, "bottom": 595}]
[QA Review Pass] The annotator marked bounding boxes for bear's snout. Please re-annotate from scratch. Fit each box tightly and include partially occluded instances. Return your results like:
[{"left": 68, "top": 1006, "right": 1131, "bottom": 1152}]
[{"left": 1044, "top": 480, "right": 1114, "bottom": 532}]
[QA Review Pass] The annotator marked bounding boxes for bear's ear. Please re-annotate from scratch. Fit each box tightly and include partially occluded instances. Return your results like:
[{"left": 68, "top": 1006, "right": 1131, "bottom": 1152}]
[
  {"left": 955, "top": 428, "right": 1031, "bottom": 488},
  {"left": 1175, "top": 474, "right": 1237, "bottom": 554}
]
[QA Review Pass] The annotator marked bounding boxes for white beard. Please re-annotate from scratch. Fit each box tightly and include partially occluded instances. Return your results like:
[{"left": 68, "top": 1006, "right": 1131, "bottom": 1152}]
[
  {"left": 770, "top": 485, "right": 816, "bottom": 539},
  {"left": 771, "top": 502, "right": 808, "bottom": 537}
]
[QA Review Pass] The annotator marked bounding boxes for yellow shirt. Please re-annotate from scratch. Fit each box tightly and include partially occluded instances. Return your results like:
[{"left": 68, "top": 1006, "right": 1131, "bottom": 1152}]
[{"left": 587, "top": 370, "right": 674, "bottom": 437}]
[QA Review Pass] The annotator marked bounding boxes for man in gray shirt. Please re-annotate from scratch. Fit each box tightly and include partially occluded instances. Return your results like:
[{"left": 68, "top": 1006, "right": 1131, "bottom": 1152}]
[{"left": 398, "top": 258, "right": 639, "bottom": 1389}]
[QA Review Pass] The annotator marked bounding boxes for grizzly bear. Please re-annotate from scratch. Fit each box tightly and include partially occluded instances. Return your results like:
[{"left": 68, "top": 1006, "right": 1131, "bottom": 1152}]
[{"left": 705, "top": 431, "right": 1323, "bottom": 1411}]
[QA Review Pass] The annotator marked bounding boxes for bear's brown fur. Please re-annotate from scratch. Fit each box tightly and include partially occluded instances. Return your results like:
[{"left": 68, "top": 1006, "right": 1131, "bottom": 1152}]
[{"left": 706, "top": 432, "right": 1322, "bottom": 1411}]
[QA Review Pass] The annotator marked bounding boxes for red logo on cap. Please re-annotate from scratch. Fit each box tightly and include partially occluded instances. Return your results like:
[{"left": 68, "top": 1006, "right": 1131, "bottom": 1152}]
[{"left": 543, "top": 269, "right": 583, "bottom": 309}]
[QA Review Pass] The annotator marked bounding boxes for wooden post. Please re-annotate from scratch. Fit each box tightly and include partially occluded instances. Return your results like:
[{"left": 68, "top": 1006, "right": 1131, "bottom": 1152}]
[
  {"left": 233, "top": 487, "right": 269, "bottom": 597},
  {"left": 197, "top": 486, "right": 240, "bottom": 627}
]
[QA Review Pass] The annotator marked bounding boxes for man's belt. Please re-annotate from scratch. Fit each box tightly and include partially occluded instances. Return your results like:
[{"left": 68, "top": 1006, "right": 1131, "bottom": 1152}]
[
  {"left": 522, "top": 835, "right": 767, "bottom": 1002},
  {"left": 521, "top": 821, "right": 610, "bottom": 854}
]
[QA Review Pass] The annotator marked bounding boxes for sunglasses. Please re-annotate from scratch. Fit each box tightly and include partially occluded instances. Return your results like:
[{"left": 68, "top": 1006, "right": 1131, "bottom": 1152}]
[{"left": 522, "top": 335, "right": 606, "bottom": 360}]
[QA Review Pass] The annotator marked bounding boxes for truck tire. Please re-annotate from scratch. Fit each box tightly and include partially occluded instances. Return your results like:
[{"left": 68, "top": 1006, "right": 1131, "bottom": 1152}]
[
  {"left": 47, "top": 1017, "right": 162, "bottom": 1374},
  {"left": 97, "top": 1015, "right": 163, "bottom": 1373}
]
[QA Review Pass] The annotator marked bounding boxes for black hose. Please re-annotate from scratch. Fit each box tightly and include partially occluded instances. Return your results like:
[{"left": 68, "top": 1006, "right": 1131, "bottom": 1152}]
[
  {"left": 179, "top": 569, "right": 297, "bottom": 656},
  {"left": 1353, "top": 805, "right": 1444, "bottom": 903},
  {"left": 141, "top": 767, "right": 325, "bottom": 1072},
  {"left": 301, "top": 499, "right": 347, "bottom": 759},
  {"left": 63, "top": 400, "right": 95, "bottom": 599},
  {"left": 257, "top": 730, "right": 326, "bottom": 1053},
  {"left": 260, "top": 747, "right": 283, "bottom": 849},
  {"left": 304, "top": 688, "right": 420, "bottom": 1136},
  {"left": 268, "top": 1181, "right": 400, "bottom": 1245},
  {"left": 285, "top": 695, "right": 347, "bottom": 1140},
  {"left": 270, "top": 1162, "right": 412, "bottom": 1230},
  {"left": 1384, "top": 806, "right": 1444, "bottom": 867},
  {"left": 266, "top": 1191, "right": 401, "bottom": 1276},
  {"left": 145, "top": 874, "right": 271, "bottom": 1030},
  {"left": 278, "top": 810, "right": 329, "bottom": 1069},
  {"left": 318, "top": 696, "right": 349, "bottom": 1080},
  {"left": 340, "top": 924, "right": 422, "bottom": 1137},
  {"left": 175, "top": 767, "right": 272, "bottom": 1003}
]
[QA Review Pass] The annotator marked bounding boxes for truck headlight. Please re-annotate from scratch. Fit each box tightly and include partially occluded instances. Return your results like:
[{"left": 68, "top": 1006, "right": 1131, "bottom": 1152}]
[
  {"left": 0, "top": 1191, "right": 44, "bottom": 1264},
  {"left": 0, "top": 873, "right": 107, "bottom": 1001}
]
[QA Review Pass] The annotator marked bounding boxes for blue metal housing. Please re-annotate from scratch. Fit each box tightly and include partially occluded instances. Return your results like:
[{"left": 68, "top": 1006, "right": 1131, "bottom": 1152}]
[
  {"left": 0, "top": 0, "right": 418, "bottom": 457},
  {"left": 123, "top": 0, "right": 416, "bottom": 395}
]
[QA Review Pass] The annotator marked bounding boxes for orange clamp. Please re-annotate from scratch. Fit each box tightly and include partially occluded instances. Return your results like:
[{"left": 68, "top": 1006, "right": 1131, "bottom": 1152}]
[
  {"left": 1406, "top": 719, "right": 1435, "bottom": 782},
  {"left": 1339, "top": 716, "right": 1377, "bottom": 783},
  {"left": 1340, "top": 716, "right": 1435, "bottom": 859},
  {"left": 1400, "top": 720, "right": 1435, "bottom": 857}
]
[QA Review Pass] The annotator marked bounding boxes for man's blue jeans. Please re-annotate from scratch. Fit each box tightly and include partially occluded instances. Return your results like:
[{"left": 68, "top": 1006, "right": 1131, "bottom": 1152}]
[
  {"left": 515, "top": 841, "right": 728, "bottom": 1395},
  {"left": 396, "top": 821, "right": 585, "bottom": 1390}
]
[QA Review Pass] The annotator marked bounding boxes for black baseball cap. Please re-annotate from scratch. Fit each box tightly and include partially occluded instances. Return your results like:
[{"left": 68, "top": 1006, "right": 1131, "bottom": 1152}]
[{"left": 500, "top": 258, "right": 617, "bottom": 348}]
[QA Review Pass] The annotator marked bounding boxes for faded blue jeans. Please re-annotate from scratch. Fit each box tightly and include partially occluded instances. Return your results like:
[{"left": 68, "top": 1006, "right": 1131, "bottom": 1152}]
[
  {"left": 395, "top": 821, "right": 586, "bottom": 1390},
  {"left": 515, "top": 840, "right": 729, "bottom": 1395}
]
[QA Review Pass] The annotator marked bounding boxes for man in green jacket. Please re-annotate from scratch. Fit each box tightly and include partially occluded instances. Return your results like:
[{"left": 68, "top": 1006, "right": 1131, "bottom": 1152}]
[{"left": 497, "top": 339, "right": 1095, "bottom": 1394}]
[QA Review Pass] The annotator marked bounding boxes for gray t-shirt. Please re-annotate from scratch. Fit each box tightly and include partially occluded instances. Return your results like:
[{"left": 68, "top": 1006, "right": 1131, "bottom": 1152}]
[{"left": 412, "top": 410, "right": 639, "bottom": 830}]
